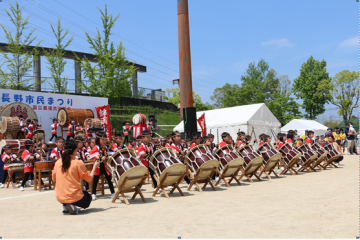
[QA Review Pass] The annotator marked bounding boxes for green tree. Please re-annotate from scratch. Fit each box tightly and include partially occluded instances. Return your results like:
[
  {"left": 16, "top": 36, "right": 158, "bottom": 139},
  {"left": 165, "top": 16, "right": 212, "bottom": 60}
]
[
  {"left": 43, "top": 18, "right": 74, "bottom": 94},
  {"left": 293, "top": 56, "right": 332, "bottom": 119},
  {"left": 0, "top": 1, "right": 41, "bottom": 90},
  {"left": 330, "top": 70, "right": 359, "bottom": 122},
  {"left": 164, "top": 87, "right": 214, "bottom": 111},
  {"left": 266, "top": 74, "right": 302, "bottom": 126},
  {"left": 76, "top": 5, "right": 135, "bottom": 100}
]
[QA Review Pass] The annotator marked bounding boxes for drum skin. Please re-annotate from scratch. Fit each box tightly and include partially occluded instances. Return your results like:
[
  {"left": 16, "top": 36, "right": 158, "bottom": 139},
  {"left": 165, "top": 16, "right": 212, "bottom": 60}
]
[
  {"left": 132, "top": 113, "right": 147, "bottom": 125},
  {"left": 57, "top": 108, "right": 94, "bottom": 127},
  {"left": 33, "top": 129, "right": 45, "bottom": 141},
  {"left": 279, "top": 143, "right": 301, "bottom": 165},
  {"left": 324, "top": 144, "right": 341, "bottom": 162},
  {"left": 8, "top": 163, "right": 25, "bottom": 172},
  {"left": 311, "top": 142, "right": 328, "bottom": 161},
  {"left": 149, "top": 148, "right": 186, "bottom": 186},
  {"left": 297, "top": 144, "right": 317, "bottom": 163},
  {"left": 0, "top": 102, "right": 38, "bottom": 122},
  {"left": 0, "top": 117, "right": 20, "bottom": 139},
  {"left": 257, "top": 142, "right": 282, "bottom": 171}
]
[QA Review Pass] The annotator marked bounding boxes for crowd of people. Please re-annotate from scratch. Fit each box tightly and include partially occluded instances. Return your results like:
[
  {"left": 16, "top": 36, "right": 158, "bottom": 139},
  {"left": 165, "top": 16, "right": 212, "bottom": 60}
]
[{"left": 1, "top": 116, "right": 356, "bottom": 215}]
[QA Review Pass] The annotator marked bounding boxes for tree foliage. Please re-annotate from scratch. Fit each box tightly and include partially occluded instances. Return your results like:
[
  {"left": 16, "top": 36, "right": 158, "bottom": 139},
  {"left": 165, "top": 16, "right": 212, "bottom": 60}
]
[
  {"left": 164, "top": 87, "right": 214, "bottom": 111},
  {"left": 76, "top": 5, "right": 135, "bottom": 100},
  {"left": 43, "top": 18, "right": 74, "bottom": 94},
  {"left": 330, "top": 70, "right": 359, "bottom": 122},
  {"left": 0, "top": 1, "right": 41, "bottom": 90},
  {"left": 293, "top": 56, "right": 332, "bottom": 119}
]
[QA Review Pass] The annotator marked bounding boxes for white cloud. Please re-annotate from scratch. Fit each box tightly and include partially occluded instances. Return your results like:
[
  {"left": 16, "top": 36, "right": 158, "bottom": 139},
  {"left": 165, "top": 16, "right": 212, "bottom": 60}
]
[
  {"left": 339, "top": 37, "right": 358, "bottom": 47},
  {"left": 261, "top": 38, "right": 294, "bottom": 49}
]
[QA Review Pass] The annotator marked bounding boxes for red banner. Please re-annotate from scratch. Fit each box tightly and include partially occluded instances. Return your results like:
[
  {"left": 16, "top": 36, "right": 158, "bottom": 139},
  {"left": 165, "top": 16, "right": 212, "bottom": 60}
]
[
  {"left": 197, "top": 113, "right": 206, "bottom": 137},
  {"left": 95, "top": 105, "right": 112, "bottom": 140}
]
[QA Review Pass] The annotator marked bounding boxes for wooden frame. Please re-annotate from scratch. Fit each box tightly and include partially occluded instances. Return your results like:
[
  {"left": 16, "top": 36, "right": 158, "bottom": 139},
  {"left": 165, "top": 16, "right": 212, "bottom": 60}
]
[
  {"left": 215, "top": 165, "right": 242, "bottom": 187},
  {"left": 187, "top": 168, "right": 217, "bottom": 192},
  {"left": 258, "top": 159, "right": 280, "bottom": 180},
  {"left": 111, "top": 175, "right": 147, "bottom": 205},
  {"left": 34, "top": 170, "right": 54, "bottom": 191},
  {"left": 6, "top": 168, "right": 24, "bottom": 189},
  {"left": 280, "top": 158, "right": 300, "bottom": 175},
  {"left": 237, "top": 163, "right": 263, "bottom": 183},
  {"left": 152, "top": 173, "right": 186, "bottom": 198}
]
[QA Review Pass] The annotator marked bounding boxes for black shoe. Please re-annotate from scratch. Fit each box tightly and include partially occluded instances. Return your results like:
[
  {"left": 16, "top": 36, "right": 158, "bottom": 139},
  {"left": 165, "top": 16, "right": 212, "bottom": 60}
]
[{"left": 65, "top": 204, "right": 78, "bottom": 215}]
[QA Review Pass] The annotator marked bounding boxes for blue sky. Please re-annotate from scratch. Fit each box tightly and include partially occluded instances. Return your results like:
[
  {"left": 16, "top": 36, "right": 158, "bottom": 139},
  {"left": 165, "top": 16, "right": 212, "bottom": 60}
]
[{"left": 0, "top": 0, "right": 358, "bottom": 122}]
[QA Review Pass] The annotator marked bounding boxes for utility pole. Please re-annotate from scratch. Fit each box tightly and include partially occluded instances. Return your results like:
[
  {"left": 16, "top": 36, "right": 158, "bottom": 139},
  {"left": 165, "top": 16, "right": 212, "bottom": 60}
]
[{"left": 177, "top": 0, "right": 197, "bottom": 135}]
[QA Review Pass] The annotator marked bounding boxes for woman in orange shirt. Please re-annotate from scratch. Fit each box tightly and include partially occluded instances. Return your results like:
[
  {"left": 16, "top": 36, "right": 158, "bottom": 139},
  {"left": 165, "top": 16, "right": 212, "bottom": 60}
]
[{"left": 52, "top": 139, "right": 99, "bottom": 215}]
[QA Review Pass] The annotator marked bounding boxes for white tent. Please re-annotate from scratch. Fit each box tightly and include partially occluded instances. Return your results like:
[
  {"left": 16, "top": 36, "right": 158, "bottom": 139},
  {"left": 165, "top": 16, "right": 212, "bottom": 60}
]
[
  {"left": 173, "top": 103, "right": 281, "bottom": 147},
  {"left": 281, "top": 119, "right": 328, "bottom": 137}
]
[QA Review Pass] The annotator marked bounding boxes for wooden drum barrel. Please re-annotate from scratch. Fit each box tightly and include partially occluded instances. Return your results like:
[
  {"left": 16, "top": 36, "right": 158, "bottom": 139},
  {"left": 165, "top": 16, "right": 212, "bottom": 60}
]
[
  {"left": 0, "top": 117, "right": 20, "bottom": 139},
  {"left": 57, "top": 108, "right": 94, "bottom": 127},
  {"left": 0, "top": 139, "right": 26, "bottom": 155},
  {"left": 0, "top": 102, "right": 38, "bottom": 121}
]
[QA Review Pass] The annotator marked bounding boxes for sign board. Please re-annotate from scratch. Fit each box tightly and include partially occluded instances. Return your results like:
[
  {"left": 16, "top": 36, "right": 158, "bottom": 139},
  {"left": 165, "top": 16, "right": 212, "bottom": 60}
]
[
  {"left": 155, "top": 91, "right": 165, "bottom": 96},
  {"left": 0, "top": 89, "right": 108, "bottom": 140}
]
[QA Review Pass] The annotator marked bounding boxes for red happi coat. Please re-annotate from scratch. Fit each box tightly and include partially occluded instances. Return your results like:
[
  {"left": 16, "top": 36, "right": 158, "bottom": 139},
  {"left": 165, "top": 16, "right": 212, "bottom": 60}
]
[
  {"left": 22, "top": 149, "right": 35, "bottom": 173},
  {"left": 89, "top": 145, "right": 109, "bottom": 175},
  {"left": 137, "top": 143, "right": 154, "bottom": 167}
]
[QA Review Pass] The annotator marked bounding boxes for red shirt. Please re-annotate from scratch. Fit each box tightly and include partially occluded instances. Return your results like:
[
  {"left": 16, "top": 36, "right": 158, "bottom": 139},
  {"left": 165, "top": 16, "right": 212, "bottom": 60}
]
[
  {"left": 170, "top": 142, "right": 182, "bottom": 153},
  {"left": 51, "top": 123, "right": 58, "bottom": 135},
  {"left": 259, "top": 141, "right": 264, "bottom": 146},
  {"left": 305, "top": 138, "right": 312, "bottom": 145},
  {"left": 286, "top": 139, "right": 293, "bottom": 143},
  {"left": 237, "top": 140, "right": 245, "bottom": 149},
  {"left": 85, "top": 125, "right": 91, "bottom": 137},
  {"left": 50, "top": 147, "right": 64, "bottom": 160},
  {"left": 123, "top": 125, "right": 131, "bottom": 136},
  {"left": 137, "top": 143, "right": 153, "bottom": 167},
  {"left": 190, "top": 143, "right": 197, "bottom": 149},
  {"left": 278, "top": 142, "right": 284, "bottom": 149},
  {"left": 22, "top": 150, "right": 35, "bottom": 173},
  {"left": 219, "top": 141, "right": 228, "bottom": 148},
  {"left": 165, "top": 143, "right": 170, "bottom": 148},
  {"left": 67, "top": 124, "right": 74, "bottom": 136},
  {"left": 1, "top": 153, "right": 13, "bottom": 170},
  {"left": 89, "top": 145, "right": 109, "bottom": 175}
]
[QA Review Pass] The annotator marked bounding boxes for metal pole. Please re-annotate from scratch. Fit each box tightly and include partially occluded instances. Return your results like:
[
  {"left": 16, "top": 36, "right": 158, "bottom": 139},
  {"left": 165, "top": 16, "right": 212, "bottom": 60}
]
[
  {"left": 177, "top": 0, "right": 194, "bottom": 121},
  {"left": 33, "top": 56, "right": 41, "bottom": 92}
]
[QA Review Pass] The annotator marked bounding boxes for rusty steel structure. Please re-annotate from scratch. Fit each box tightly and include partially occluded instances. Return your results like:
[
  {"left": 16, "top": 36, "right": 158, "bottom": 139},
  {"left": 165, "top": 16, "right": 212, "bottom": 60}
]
[{"left": 177, "top": 0, "right": 194, "bottom": 121}]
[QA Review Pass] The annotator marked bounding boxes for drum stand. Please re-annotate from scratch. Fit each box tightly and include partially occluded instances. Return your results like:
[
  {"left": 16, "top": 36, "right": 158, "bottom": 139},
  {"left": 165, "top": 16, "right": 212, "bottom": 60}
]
[
  {"left": 215, "top": 166, "right": 242, "bottom": 187},
  {"left": 322, "top": 158, "right": 339, "bottom": 169},
  {"left": 6, "top": 170, "right": 24, "bottom": 189},
  {"left": 238, "top": 164, "right": 263, "bottom": 183},
  {"left": 258, "top": 159, "right": 280, "bottom": 180},
  {"left": 311, "top": 158, "right": 327, "bottom": 170},
  {"left": 187, "top": 167, "right": 217, "bottom": 192},
  {"left": 111, "top": 175, "right": 147, "bottom": 205},
  {"left": 296, "top": 160, "right": 314, "bottom": 173},
  {"left": 280, "top": 158, "right": 300, "bottom": 175},
  {"left": 152, "top": 173, "right": 186, "bottom": 198},
  {"left": 34, "top": 169, "right": 54, "bottom": 192}
]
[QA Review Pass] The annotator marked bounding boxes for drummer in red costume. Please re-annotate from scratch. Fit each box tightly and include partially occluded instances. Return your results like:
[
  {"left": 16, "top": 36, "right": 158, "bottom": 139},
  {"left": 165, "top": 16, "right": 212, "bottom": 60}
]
[
  {"left": 66, "top": 119, "right": 76, "bottom": 141},
  {"left": 305, "top": 130, "right": 315, "bottom": 145},
  {"left": 135, "top": 136, "right": 142, "bottom": 150},
  {"left": 90, "top": 132, "right": 115, "bottom": 200},
  {"left": 127, "top": 137, "right": 137, "bottom": 149},
  {"left": 136, "top": 130, "right": 157, "bottom": 190},
  {"left": 165, "top": 134, "right": 172, "bottom": 148},
  {"left": 236, "top": 131, "right": 246, "bottom": 149},
  {"left": 26, "top": 119, "right": 41, "bottom": 139},
  {"left": 190, "top": 132, "right": 201, "bottom": 149},
  {"left": 258, "top": 134, "right": 266, "bottom": 146},
  {"left": 219, "top": 132, "right": 232, "bottom": 148},
  {"left": 1, "top": 145, "right": 18, "bottom": 188},
  {"left": 50, "top": 118, "right": 59, "bottom": 142},
  {"left": 170, "top": 131, "right": 191, "bottom": 185},
  {"left": 50, "top": 137, "right": 65, "bottom": 161},
  {"left": 85, "top": 119, "right": 92, "bottom": 138},
  {"left": 20, "top": 140, "right": 40, "bottom": 191},
  {"left": 122, "top": 121, "right": 132, "bottom": 145},
  {"left": 89, "top": 132, "right": 115, "bottom": 200},
  {"left": 286, "top": 132, "right": 294, "bottom": 144},
  {"left": 110, "top": 133, "right": 125, "bottom": 153}
]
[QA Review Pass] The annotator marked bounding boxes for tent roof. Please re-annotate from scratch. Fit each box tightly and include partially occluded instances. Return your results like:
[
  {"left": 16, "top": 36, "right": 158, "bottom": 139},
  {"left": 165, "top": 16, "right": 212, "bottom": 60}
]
[
  {"left": 281, "top": 119, "right": 328, "bottom": 132},
  {"left": 174, "top": 103, "right": 281, "bottom": 132}
]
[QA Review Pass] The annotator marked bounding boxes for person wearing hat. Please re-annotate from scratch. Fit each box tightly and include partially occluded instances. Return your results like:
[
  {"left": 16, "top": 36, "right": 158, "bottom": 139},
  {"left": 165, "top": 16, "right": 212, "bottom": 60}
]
[
  {"left": 122, "top": 121, "right": 132, "bottom": 145},
  {"left": 27, "top": 119, "right": 42, "bottom": 141},
  {"left": 127, "top": 137, "right": 137, "bottom": 149},
  {"left": 219, "top": 132, "right": 231, "bottom": 148},
  {"left": 20, "top": 140, "right": 40, "bottom": 191},
  {"left": 165, "top": 134, "right": 172, "bottom": 148},
  {"left": 190, "top": 132, "right": 201, "bottom": 149},
  {"left": 50, "top": 137, "right": 65, "bottom": 161},
  {"left": 136, "top": 135, "right": 143, "bottom": 150},
  {"left": 89, "top": 132, "right": 116, "bottom": 200},
  {"left": 137, "top": 130, "right": 157, "bottom": 190},
  {"left": 1, "top": 145, "right": 19, "bottom": 188}
]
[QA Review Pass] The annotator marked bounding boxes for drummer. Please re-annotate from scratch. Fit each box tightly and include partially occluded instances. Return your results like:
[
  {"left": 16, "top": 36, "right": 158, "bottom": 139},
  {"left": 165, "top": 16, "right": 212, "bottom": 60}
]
[
  {"left": 66, "top": 119, "right": 76, "bottom": 141},
  {"left": 52, "top": 139, "right": 100, "bottom": 214},
  {"left": 110, "top": 133, "right": 125, "bottom": 153},
  {"left": 236, "top": 131, "right": 246, "bottom": 149},
  {"left": 190, "top": 133, "right": 201, "bottom": 149},
  {"left": 219, "top": 132, "right": 232, "bottom": 148},
  {"left": 89, "top": 132, "right": 115, "bottom": 200},
  {"left": 170, "top": 131, "right": 191, "bottom": 185},
  {"left": 305, "top": 131, "right": 315, "bottom": 145},
  {"left": 127, "top": 137, "right": 137, "bottom": 149},
  {"left": 50, "top": 137, "right": 65, "bottom": 161},
  {"left": 50, "top": 118, "right": 59, "bottom": 142},
  {"left": 327, "top": 135, "right": 343, "bottom": 166},
  {"left": 165, "top": 134, "right": 172, "bottom": 148},
  {"left": 85, "top": 119, "right": 92, "bottom": 138},
  {"left": 136, "top": 136, "right": 142, "bottom": 150},
  {"left": 84, "top": 138, "right": 92, "bottom": 152},
  {"left": 137, "top": 130, "right": 158, "bottom": 191},
  {"left": 20, "top": 140, "right": 40, "bottom": 191},
  {"left": 1, "top": 145, "right": 18, "bottom": 188}
]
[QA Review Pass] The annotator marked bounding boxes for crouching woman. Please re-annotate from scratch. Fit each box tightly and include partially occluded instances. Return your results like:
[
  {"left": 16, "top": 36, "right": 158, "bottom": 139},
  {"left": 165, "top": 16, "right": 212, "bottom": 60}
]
[{"left": 52, "top": 139, "right": 100, "bottom": 214}]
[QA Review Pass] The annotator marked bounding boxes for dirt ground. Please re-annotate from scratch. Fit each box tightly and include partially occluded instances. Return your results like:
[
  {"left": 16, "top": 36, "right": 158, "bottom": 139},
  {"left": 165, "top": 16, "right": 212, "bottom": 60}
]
[{"left": 0, "top": 155, "right": 358, "bottom": 239}]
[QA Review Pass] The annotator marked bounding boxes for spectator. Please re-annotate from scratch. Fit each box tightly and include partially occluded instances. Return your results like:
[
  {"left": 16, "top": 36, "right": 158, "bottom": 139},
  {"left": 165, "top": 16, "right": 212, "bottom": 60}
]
[
  {"left": 339, "top": 129, "right": 346, "bottom": 154},
  {"left": 345, "top": 123, "right": 355, "bottom": 155}
]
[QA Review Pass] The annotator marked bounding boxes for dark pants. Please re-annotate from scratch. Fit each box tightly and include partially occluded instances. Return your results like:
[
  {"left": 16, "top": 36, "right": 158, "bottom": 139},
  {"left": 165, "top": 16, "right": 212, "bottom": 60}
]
[
  {"left": 123, "top": 135, "right": 129, "bottom": 145},
  {"left": 62, "top": 191, "right": 92, "bottom": 209},
  {"left": 180, "top": 161, "right": 191, "bottom": 184},
  {"left": 334, "top": 156, "right": 344, "bottom": 163},
  {"left": 148, "top": 166, "right": 158, "bottom": 188},
  {"left": 2, "top": 170, "right": 15, "bottom": 184},
  {"left": 21, "top": 172, "right": 41, "bottom": 187},
  {"left": 16, "top": 131, "right": 25, "bottom": 139},
  {"left": 92, "top": 163, "right": 115, "bottom": 195},
  {"left": 50, "top": 134, "right": 57, "bottom": 142}
]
